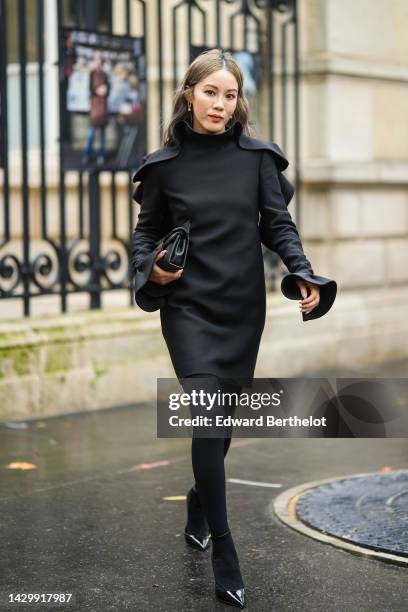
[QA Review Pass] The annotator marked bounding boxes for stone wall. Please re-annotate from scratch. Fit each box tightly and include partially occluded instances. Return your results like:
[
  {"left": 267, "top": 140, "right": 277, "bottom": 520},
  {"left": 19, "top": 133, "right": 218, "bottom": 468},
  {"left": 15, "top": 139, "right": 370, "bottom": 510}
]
[
  {"left": 1, "top": 287, "right": 408, "bottom": 421},
  {"left": 299, "top": 0, "right": 408, "bottom": 291}
]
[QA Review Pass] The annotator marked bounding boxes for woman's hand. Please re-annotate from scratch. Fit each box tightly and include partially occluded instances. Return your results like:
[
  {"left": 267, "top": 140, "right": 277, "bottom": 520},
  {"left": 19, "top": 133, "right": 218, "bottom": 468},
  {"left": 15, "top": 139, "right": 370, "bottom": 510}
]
[
  {"left": 296, "top": 279, "right": 320, "bottom": 315},
  {"left": 149, "top": 250, "right": 183, "bottom": 285}
]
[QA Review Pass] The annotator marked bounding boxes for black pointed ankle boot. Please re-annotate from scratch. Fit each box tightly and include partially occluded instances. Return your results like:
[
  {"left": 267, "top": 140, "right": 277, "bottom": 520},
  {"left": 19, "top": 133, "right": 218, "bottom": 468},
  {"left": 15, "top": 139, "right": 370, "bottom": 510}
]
[
  {"left": 211, "top": 530, "right": 246, "bottom": 609},
  {"left": 184, "top": 486, "right": 211, "bottom": 551}
]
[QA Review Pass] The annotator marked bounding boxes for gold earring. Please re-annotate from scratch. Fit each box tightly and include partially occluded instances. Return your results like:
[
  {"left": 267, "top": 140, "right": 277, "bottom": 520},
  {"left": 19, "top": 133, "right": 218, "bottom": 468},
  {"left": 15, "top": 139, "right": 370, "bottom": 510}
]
[{"left": 188, "top": 102, "right": 192, "bottom": 112}]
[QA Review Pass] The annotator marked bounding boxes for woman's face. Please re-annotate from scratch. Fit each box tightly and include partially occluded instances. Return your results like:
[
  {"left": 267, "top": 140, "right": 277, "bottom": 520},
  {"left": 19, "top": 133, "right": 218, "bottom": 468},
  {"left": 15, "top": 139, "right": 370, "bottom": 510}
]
[{"left": 187, "top": 69, "right": 239, "bottom": 134}]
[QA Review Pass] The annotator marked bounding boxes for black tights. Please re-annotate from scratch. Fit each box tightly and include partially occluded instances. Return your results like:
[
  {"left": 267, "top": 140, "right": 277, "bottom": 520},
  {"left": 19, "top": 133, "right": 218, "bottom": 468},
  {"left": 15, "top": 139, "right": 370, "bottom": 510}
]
[{"left": 182, "top": 373, "right": 241, "bottom": 538}]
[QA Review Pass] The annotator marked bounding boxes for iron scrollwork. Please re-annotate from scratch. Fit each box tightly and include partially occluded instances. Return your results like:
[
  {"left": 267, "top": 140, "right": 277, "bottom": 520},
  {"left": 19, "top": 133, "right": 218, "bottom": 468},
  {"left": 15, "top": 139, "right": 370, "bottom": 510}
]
[{"left": 0, "top": 240, "right": 60, "bottom": 296}]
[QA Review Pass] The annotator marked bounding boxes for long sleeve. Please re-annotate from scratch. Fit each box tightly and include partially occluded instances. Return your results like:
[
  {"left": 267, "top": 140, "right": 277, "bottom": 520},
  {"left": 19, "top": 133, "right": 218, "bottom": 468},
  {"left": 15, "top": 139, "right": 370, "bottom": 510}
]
[
  {"left": 258, "top": 150, "right": 337, "bottom": 321},
  {"left": 258, "top": 149, "right": 313, "bottom": 275},
  {"left": 129, "top": 164, "right": 171, "bottom": 312}
]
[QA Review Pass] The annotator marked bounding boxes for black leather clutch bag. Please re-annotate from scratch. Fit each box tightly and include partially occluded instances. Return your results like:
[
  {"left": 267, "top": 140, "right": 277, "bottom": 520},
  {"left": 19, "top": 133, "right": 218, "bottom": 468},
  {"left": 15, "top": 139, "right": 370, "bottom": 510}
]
[{"left": 154, "top": 220, "right": 190, "bottom": 272}]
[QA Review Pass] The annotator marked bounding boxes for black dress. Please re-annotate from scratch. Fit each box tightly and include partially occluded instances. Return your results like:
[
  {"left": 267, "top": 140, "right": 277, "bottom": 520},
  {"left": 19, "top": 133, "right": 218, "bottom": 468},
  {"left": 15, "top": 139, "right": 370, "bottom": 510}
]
[{"left": 130, "top": 119, "right": 336, "bottom": 385}]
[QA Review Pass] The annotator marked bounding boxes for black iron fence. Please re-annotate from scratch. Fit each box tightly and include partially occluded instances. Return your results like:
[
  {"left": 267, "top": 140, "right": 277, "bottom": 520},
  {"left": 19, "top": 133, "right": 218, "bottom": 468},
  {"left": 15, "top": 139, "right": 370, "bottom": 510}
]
[{"left": 0, "top": 0, "right": 299, "bottom": 317}]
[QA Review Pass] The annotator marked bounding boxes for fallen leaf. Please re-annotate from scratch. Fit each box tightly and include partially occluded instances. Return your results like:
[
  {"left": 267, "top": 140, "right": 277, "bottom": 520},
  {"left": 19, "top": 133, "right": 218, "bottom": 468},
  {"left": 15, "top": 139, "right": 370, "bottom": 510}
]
[
  {"left": 162, "top": 495, "right": 186, "bottom": 501},
  {"left": 6, "top": 461, "right": 37, "bottom": 470},
  {"left": 131, "top": 460, "right": 169, "bottom": 471}
]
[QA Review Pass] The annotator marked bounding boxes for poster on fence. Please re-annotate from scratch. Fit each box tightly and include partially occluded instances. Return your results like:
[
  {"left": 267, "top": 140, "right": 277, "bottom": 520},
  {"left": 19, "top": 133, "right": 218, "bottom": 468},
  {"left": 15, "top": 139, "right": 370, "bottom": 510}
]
[{"left": 59, "top": 28, "right": 147, "bottom": 171}]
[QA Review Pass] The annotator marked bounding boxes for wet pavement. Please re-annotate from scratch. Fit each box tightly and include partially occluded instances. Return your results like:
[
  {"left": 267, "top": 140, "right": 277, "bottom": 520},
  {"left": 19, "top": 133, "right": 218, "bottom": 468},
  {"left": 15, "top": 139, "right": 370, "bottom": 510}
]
[{"left": 0, "top": 361, "right": 407, "bottom": 611}]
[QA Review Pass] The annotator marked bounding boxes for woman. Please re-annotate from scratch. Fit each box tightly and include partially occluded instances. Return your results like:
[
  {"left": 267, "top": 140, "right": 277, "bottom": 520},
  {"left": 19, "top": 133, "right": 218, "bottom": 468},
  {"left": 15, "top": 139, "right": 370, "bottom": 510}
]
[
  {"left": 83, "top": 51, "right": 110, "bottom": 165},
  {"left": 130, "top": 49, "right": 336, "bottom": 609}
]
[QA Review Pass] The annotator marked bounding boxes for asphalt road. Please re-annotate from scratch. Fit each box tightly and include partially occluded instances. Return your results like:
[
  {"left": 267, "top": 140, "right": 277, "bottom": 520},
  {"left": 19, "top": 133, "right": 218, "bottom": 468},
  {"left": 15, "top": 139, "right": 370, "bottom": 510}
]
[{"left": 0, "top": 361, "right": 407, "bottom": 611}]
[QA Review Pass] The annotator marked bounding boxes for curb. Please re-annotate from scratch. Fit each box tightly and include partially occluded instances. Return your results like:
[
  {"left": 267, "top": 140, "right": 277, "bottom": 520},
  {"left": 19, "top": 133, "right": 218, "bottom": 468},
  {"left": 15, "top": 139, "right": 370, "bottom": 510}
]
[{"left": 272, "top": 469, "right": 408, "bottom": 567}]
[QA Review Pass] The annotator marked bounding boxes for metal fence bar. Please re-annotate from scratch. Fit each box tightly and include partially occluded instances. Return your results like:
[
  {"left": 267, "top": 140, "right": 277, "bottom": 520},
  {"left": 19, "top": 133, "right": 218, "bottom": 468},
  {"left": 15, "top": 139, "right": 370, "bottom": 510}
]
[
  {"left": 36, "top": 0, "right": 47, "bottom": 239},
  {"left": 18, "top": 0, "right": 31, "bottom": 315},
  {"left": 267, "top": 6, "right": 274, "bottom": 141},
  {"left": 0, "top": 0, "right": 10, "bottom": 248},
  {"left": 293, "top": 0, "right": 301, "bottom": 227},
  {"left": 57, "top": 0, "right": 68, "bottom": 312}
]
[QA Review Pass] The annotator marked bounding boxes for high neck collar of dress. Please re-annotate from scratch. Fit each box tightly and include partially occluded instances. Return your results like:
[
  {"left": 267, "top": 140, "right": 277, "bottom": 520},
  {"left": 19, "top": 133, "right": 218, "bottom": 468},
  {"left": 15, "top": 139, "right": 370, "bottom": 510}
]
[{"left": 173, "top": 119, "right": 243, "bottom": 146}]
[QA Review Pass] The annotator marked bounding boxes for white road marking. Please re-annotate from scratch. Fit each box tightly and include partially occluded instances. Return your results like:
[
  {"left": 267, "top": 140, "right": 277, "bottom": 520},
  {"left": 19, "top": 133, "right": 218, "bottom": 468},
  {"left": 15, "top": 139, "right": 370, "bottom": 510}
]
[{"left": 228, "top": 478, "right": 282, "bottom": 488}]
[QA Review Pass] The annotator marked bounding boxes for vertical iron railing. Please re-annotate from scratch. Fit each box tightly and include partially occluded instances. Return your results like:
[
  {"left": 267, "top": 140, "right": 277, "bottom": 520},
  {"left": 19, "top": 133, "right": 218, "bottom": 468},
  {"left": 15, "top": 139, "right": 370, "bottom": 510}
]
[
  {"left": 0, "top": 0, "right": 299, "bottom": 315},
  {"left": 0, "top": 0, "right": 10, "bottom": 250}
]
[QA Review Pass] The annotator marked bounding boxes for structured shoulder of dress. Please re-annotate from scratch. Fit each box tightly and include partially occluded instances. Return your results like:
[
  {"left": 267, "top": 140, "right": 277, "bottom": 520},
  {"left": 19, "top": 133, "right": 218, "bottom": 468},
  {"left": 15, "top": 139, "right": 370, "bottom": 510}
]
[
  {"left": 132, "top": 145, "right": 180, "bottom": 184},
  {"left": 237, "top": 134, "right": 294, "bottom": 203},
  {"left": 132, "top": 130, "right": 289, "bottom": 183},
  {"left": 238, "top": 135, "right": 294, "bottom": 205},
  {"left": 131, "top": 145, "right": 180, "bottom": 204},
  {"left": 237, "top": 133, "right": 289, "bottom": 171},
  {"left": 132, "top": 128, "right": 294, "bottom": 206}
]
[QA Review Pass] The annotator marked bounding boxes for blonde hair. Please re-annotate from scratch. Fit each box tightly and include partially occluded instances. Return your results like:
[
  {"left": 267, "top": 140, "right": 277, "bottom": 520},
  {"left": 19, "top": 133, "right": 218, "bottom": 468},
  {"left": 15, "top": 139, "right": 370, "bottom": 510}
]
[{"left": 162, "top": 48, "right": 253, "bottom": 146}]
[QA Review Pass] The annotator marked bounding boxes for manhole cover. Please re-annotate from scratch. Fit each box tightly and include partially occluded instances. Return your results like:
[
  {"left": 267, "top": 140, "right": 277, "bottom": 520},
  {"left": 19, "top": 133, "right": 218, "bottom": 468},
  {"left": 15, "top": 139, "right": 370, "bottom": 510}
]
[{"left": 295, "top": 470, "right": 408, "bottom": 557}]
